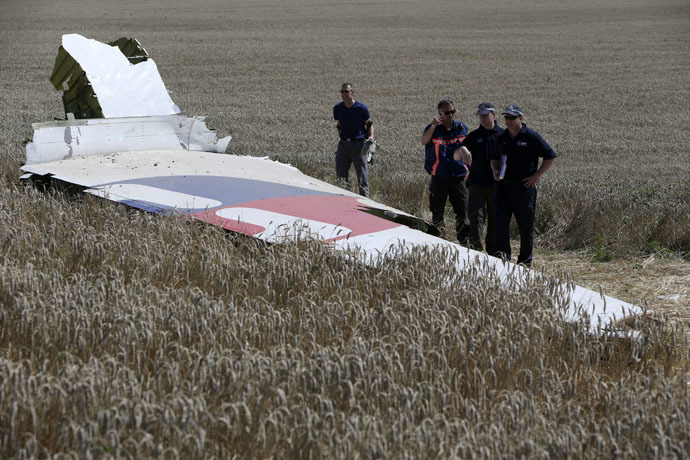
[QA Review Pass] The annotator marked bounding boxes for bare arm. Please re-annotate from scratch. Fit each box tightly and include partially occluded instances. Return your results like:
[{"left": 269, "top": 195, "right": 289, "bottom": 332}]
[
  {"left": 523, "top": 158, "right": 554, "bottom": 188},
  {"left": 421, "top": 117, "right": 442, "bottom": 145},
  {"left": 365, "top": 119, "right": 374, "bottom": 141},
  {"left": 453, "top": 146, "right": 472, "bottom": 167},
  {"left": 491, "top": 159, "right": 501, "bottom": 181}
]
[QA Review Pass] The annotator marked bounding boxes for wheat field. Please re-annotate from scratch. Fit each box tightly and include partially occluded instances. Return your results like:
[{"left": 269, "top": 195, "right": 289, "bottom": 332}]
[{"left": 1, "top": 0, "right": 689, "bottom": 457}]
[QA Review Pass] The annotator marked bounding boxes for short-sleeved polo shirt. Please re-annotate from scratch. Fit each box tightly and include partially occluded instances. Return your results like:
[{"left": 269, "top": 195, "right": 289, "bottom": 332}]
[
  {"left": 493, "top": 124, "right": 557, "bottom": 181},
  {"left": 333, "top": 101, "right": 371, "bottom": 141},
  {"left": 462, "top": 122, "right": 505, "bottom": 187}
]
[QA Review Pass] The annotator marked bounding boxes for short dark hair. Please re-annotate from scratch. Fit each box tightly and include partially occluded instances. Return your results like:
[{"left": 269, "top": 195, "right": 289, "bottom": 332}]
[
  {"left": 437, "top": 99, "right": 454, "bottom": 110},
  {"left": 341, "top": 82, "right": 354, "bottom": 90}
]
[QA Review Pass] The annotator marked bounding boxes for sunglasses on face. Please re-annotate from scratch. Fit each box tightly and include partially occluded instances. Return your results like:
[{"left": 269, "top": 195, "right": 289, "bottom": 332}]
[
  {"left": 340, "top": 90, "right": 352, "bottom": 93},
  {"left": 440, "top": 110, "right": 456, "bottom": 115},
  {"left": 504, "top": 115, "right": 518, "bottom": 120}
]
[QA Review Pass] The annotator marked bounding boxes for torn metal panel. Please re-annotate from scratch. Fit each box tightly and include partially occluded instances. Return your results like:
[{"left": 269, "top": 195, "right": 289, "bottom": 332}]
[
  {"left": 50, "top": 45, "right": 102, "bottom": 119},
  {"left": 50, "top": 34, "right": 180, "bottom": 119},
  {"left": 108, "top": 38, "right": 150, "bottom": 64},
  {"left": 20, "top": 149, "right": 648, "bottom": 334},
  {"left": 50, "top": 37, "right": 149, "bottom": 119},
  {"left": 25, "top": 116, "right": 231, "bottom": 165}
]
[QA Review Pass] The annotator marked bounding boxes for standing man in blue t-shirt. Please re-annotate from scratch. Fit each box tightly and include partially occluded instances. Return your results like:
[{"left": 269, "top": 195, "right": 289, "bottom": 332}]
[
  {"left": 491, "top": 105, "right": 556, "bottom": 266},
  {"left": 421, "top": 99, "right": 473, "bottom": 242},
  {"left": 462, "top": 102, "right": 505, "bottom": 256},
  {"left": 333, "top": 82, "right": 374, "bottom": 197}
]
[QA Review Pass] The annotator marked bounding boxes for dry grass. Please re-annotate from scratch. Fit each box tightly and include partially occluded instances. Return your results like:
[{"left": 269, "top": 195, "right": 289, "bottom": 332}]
[
  {"left": 1, "top": 0, "right": 689, "bottom": 457},
  {"left": 534, "top": 247, "right": 690, "bottom": 338},
  {"left": 1, "top": 188, "right": 688, "bottom": 457}
]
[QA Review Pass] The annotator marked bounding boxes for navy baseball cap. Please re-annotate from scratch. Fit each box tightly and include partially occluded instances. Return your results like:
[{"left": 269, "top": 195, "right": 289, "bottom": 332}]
[
  {"left": 476, "top": 102, "right": 496, "bottom": 115},
  {"left": 502, "top": 104, "right": 524, "bottom": 117}
]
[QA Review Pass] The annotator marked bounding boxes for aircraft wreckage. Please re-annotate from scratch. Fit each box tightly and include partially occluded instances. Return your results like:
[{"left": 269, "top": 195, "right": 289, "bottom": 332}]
[{"left": 21, "top": 34, "right": 649, "bottom": 335}]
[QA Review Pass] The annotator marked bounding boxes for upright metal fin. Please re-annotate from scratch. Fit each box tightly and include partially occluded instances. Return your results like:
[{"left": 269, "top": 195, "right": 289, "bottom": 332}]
[{"left": 48, "top": 34, "right": 177, "bottom": 119}]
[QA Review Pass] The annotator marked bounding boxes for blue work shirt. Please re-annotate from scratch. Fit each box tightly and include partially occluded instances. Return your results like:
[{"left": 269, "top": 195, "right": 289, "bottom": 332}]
[
  {"left": 493, "top": 124, "right": 557, "bottom": 181},
  {"left": 462, "top": 122, "right": 505, "bottom": 187},
  {"left": 423, "top": 121, "right": 469, "bottom": 178},
  {"left": 333, "top": 101, "right": 371, "bottom": 140}
]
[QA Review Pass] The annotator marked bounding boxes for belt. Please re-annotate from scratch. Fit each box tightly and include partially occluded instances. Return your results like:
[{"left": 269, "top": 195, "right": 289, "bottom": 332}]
[{"left": 341, "top": 138, "right": 364, "bottom": 142}]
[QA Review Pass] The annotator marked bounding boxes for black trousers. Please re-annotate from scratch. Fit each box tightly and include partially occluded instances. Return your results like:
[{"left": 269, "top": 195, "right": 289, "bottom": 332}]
[
  {"left": 467, "top": 183, "right": 497, "bottom": 256},
  {"left": 494, "top": 181, "right": 537, "bottom": 265},
  {"left": 429, "top": 175, "right": 470, "bottom": 242}
]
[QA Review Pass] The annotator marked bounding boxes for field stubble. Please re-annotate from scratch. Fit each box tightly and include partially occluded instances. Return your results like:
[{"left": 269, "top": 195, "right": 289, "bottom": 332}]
[{"left": 1, "top": 0, "right": 689, "bottom": 457}]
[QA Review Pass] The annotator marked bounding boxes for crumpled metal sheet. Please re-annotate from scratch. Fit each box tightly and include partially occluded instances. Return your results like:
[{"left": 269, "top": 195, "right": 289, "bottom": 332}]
[
  {"left": 50, "top": 34, "right": 180, "bottom": 119},
  {"left": 25, "top": 115, "right": 231, "bottom": 165}
]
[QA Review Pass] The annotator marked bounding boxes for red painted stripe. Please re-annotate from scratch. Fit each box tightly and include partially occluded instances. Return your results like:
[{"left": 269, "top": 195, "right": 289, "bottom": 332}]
[
  {"left": 192, "top": 210, "right": 266, "bottom": 235},
  {"left": 431, "top": 136, "right": 467, "bottom": 176},
  {"left": 431, "top": 141, "right": 441, "bottom": 175},
  {"left": 190, "top": 195, "right": 402, "bottom": 241}
]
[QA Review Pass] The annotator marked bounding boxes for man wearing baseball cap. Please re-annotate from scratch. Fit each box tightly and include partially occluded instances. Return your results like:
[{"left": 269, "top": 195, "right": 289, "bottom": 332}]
[
  {"left": 461, "top": 102, "right": 505, "bottom": 256},
  {"left": 491, "top": 104, "right": 556, "bottom": 266}
]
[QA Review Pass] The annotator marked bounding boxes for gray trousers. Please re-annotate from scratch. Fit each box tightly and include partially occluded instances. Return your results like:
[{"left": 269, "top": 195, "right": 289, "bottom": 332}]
[
  {"left": 467, "top": 183, "right": 497, "bottom": 255},
  {"left": 335, "top": 139, "right": 369, "bottom": 197}
]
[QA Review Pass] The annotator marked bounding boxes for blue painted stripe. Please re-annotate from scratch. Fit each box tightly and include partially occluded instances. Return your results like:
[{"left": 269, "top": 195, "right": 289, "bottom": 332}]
[{"left": 97, "top": 176, "right": 339, "bottom": 212}]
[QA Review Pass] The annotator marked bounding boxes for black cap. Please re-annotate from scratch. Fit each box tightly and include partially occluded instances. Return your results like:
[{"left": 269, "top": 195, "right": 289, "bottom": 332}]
[
  {"left": 476, "top": 102, "right": 496, "bottom": 115},
  {"left": 502, "top": 104, "right": 524, "bottom": 117}
]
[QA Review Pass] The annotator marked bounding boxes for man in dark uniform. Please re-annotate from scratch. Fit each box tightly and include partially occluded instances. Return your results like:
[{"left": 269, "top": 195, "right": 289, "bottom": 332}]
[
  {"left": 333, "top": 82, "right": 374, "bottom": 197},
  {"left": 421, "top": 99, "right": 473, "bottom": 241},
  {"left": 462, "top": 102, "right": 504, "bottom": 255},
  {"left": 492, "top": 104, "right": 556, "bottom": 266}
]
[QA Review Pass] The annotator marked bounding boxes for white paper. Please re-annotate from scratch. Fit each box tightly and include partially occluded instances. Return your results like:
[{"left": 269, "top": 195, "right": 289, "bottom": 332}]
[{"left": 499, "top": 154, "right": 507, "bottom": 179}]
